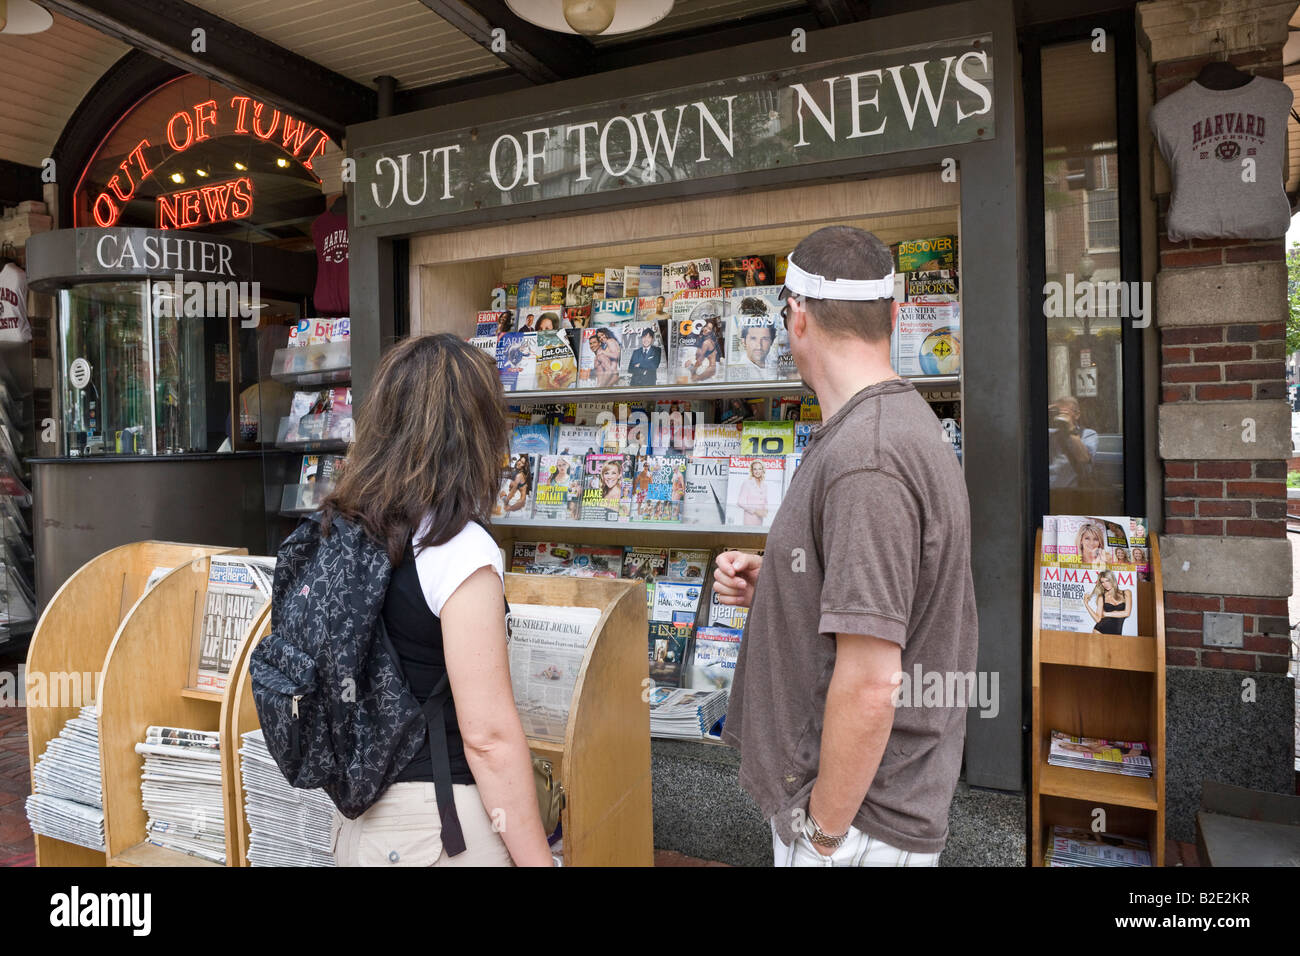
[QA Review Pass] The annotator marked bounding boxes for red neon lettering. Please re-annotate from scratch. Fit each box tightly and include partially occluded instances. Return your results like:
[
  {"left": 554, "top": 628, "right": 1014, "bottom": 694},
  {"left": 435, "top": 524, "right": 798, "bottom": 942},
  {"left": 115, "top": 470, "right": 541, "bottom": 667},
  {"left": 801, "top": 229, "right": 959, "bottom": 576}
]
[
  {"left": 158, "top": 193, "right": 182, "bottom": 230},
  {"left": 251, "top": 102, "right": 281, "bottom": 140},
  {"left": 279, "top": 115, "right": 317, "bottom": 155},
  {"left": 92, "top": 193, "right": 118, "bottom": 227},
  {"left": 229, "top": 177, "right": 254, "bottom": 218},
  {"left": 179, "top": 191, "right": 201, "bottom": 228},
  {"left": 301, "top": 132, "right": 328, "bottom": 171},
  {"left": 167, "top": 110, "right": 194, "bottom": 151},
  {"left": 106, "top": 174, "right": 131, "bottom": 203},
  {"left": 193, "top": 99, "right": 219, "bottom": 142},
  {"left": 229, "top": 95, "right": 252, "bottom": 133},
  {"left": 127, "top": 140, "right": 153, "bottom": 180}
]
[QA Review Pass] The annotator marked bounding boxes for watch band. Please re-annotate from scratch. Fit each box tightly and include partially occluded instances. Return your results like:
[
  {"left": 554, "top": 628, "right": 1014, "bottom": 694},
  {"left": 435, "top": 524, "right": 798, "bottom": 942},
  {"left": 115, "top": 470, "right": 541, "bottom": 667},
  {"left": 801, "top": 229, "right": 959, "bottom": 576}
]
[{"left": 803, "top": 812, "right": 849, "bottom": 850}]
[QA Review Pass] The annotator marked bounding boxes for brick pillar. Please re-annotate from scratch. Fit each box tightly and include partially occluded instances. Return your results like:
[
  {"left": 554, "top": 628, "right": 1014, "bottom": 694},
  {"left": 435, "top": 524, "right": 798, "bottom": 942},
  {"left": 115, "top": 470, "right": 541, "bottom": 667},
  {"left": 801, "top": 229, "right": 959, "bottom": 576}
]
[{"left": 1138, "top": 0, "right": 1297, "bottom": 843}]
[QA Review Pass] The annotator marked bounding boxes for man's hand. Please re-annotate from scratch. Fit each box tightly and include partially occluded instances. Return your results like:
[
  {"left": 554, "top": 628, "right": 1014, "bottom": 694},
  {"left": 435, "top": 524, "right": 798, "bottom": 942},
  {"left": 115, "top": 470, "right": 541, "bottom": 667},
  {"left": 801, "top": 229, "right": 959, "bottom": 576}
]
[{"left": 713, "top": 550, "right": 762, "bottom": 608}]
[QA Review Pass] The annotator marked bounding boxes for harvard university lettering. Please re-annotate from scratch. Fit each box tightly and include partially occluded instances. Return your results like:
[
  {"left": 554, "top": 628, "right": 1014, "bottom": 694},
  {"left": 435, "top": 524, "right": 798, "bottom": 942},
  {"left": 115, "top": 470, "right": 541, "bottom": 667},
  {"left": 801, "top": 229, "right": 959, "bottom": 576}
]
[{"left": 1191, "top": 111, "right": 1266, "bottom": 151}]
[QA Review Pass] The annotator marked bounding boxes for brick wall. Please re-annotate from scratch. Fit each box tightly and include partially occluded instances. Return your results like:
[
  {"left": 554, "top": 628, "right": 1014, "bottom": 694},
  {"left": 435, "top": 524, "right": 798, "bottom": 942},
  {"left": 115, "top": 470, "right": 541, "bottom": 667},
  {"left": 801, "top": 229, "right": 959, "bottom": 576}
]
[{"left": 1150, "top": 46, "right": 1291, "bottom": 672}]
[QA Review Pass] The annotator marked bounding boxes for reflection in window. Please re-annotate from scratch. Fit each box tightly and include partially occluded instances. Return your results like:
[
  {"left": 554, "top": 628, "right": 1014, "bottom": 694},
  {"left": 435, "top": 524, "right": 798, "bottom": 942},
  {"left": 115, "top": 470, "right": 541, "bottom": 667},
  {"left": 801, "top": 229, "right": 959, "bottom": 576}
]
[{"left": 1041, "top": 39, "right": 1125, "bottom": 515}]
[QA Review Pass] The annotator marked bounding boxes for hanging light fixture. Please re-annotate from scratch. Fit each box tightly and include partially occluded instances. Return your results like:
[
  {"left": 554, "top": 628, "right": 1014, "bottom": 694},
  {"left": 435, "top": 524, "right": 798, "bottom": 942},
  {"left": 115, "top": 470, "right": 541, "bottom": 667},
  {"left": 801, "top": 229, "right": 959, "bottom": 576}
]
[
  {"left": 0, "top": 0, "right": 54, "bottom": 34},
  {"left": 504, "top": 0, "right": 673, "bottom": 37}
]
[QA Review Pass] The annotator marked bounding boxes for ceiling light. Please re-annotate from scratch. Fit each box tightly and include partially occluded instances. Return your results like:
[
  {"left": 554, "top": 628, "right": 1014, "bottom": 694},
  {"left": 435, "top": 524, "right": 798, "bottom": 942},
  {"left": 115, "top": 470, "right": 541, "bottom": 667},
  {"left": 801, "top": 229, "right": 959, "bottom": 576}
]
[
  {"left": 234, "top": 161, "right": 248, "bottom": 171},
  {"left": 504, "top": 0, "right": 672, "bottom": 37},
  {"left": 276, "top": 158, "right": 290, "bottom": 168},
  {"left": 195, "top": 168, "right": 208, "bottom": 178},
  {"left": 170, "top": 172, "right": 185, "bottom": 184},
  {"left": 0, "top": 0, "right": 54, "bottom": 34}
]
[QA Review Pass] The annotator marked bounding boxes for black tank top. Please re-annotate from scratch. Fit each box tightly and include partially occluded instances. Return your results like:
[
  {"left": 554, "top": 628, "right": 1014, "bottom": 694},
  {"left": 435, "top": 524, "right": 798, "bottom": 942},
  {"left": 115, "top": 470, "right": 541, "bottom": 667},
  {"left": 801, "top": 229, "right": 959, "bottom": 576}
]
[
  {"left": 1094, "top": 599, "right": 1125, "bottom": 635},
  {"left": 384, "top": 542, "right": 474, "bottom": 785}
]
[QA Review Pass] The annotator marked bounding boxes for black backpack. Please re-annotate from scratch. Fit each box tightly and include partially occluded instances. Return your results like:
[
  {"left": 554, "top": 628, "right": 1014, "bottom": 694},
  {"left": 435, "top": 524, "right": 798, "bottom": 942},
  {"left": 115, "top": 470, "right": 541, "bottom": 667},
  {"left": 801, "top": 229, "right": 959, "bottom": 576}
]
[{"left": 249, "top": 513, "right": 465, "bottom": 855}]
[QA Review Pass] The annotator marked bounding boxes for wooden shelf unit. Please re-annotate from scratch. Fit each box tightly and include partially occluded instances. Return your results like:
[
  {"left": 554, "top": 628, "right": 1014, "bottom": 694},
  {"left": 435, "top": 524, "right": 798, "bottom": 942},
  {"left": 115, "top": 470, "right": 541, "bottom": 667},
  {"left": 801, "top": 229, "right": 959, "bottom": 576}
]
[
  {"left": 223, "top": 573, "right": 652, "bottom": 866},
  {"left": 96, "top": 554, "right": 267, "bottom": 867},
  {"left": 1030, "top": 529, "right": 1166, "bottom": 867},
  {"left": 24, "top": 541, "right": 242, "bottom": 867}
]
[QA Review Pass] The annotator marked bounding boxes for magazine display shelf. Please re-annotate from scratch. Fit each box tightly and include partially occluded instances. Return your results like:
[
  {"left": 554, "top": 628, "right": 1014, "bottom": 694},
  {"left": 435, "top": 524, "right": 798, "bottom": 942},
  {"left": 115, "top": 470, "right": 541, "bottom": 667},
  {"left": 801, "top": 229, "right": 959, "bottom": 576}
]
[
  {"left": 25, "top": 541, "right": 241, "bottom": 867},
  {"left": 1030, "top": 530, "right": 1166, "bottom": 867},
  {"left": 96, "top": 555, "right": 265, "bottom": 867}
]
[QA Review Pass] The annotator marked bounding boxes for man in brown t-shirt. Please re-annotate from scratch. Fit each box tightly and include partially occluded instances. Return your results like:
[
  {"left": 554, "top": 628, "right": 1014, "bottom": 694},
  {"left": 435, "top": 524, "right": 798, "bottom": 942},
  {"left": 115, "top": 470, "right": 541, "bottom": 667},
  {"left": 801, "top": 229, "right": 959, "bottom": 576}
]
[{"left": 716, "top": 226, "right": 978, "bottom": 866}]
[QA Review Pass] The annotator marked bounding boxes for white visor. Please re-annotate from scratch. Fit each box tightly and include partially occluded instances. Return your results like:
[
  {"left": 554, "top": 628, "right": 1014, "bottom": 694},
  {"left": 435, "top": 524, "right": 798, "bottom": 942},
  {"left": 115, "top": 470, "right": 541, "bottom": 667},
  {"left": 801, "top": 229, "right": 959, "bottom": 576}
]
[{"left": 784, "top": 253, "right": 894, "bottom": 301}]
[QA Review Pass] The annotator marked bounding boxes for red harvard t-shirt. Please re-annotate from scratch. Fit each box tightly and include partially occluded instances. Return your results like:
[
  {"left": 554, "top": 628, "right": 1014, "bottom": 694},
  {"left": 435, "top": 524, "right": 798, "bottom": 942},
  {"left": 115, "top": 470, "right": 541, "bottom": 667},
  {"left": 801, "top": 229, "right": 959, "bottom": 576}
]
[{"left": 312, "top": 210, "right": 349, "bottom": 315}]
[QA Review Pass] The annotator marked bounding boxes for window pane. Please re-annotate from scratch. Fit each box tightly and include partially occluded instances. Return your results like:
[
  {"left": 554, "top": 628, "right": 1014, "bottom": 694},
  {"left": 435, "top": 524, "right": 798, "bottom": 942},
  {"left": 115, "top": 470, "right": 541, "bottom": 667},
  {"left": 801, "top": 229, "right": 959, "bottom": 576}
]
[{"left": 1041, "top": 39, "right": 1124, "bottom": 515}]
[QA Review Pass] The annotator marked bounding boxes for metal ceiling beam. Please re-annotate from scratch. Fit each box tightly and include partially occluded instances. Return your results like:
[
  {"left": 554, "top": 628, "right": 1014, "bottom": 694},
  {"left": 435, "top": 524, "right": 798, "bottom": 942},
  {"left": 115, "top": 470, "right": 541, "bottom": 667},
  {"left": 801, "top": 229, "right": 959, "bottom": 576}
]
[
  {"left": 806, "top": 0, "right": 871, "bottom": 28},
  {"left": 415, "top": 0, "right": 595, "bottom": 84},
  {"left": 38, "top": 0, "right": 376, "bottom": 139}
]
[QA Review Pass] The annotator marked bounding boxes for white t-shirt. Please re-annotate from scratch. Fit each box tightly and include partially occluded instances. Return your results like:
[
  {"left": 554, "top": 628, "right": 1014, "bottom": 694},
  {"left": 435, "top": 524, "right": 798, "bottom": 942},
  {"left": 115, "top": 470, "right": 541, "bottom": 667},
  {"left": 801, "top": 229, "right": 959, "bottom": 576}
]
[
  {"left": 412, "top": 518, "right": 504, "bottom": 617},
  {"left": 0, "top": 262, "right": 30, "bottom": 342}
]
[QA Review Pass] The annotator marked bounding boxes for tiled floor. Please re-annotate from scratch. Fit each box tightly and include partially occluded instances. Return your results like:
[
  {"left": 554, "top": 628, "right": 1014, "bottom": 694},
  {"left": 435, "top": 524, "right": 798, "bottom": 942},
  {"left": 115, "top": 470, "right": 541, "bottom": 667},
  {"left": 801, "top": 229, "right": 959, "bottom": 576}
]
[{"left": 0, "top": 701, "right": 33, "bottom": 867}]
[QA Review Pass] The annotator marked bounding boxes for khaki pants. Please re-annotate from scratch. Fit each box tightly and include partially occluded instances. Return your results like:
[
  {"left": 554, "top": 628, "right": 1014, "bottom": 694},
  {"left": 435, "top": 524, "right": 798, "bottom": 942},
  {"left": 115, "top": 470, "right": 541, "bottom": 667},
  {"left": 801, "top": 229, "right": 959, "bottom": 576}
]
[{"left": 333, "top": 782, "right": 513, "bottom": 867}]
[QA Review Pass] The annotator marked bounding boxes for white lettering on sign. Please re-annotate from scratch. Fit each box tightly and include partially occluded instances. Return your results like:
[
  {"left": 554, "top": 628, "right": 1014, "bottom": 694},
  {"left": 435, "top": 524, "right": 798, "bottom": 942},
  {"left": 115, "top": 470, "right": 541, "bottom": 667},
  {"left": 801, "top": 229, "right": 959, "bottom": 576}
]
[{"left": 93, "top": 232, "right": 236, "bottom": 277}]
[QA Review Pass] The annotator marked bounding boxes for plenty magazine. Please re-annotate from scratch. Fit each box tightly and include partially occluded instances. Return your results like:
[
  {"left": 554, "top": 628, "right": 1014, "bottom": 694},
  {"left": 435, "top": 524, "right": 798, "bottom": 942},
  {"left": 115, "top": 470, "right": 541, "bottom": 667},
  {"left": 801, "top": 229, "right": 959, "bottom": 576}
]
[
  {"left": 669, "top": 292, "right": 727, "bottom": 384},
  {"left": 725, "top": 456, "right": 785, "bottom": 527},
  {"left": 592, "top": 297, "right": 637, "bottom": 325},
  {"left": 195, "top": 557, "right": 274, "bottom": 692}
]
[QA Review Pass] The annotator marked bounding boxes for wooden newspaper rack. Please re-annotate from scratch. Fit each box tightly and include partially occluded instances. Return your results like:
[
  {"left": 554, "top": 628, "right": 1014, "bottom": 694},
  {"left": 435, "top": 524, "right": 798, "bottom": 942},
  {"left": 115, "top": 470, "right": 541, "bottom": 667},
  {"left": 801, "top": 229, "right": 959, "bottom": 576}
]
[
  {"left": 223, "top": 572, "right": 652, "bottom": 867},
  {"left": 25, "top": 541, "right": 241, "bottom": 867},
  {"left": 1030, "top": 530, "right": 1167, "bottom": 867}
]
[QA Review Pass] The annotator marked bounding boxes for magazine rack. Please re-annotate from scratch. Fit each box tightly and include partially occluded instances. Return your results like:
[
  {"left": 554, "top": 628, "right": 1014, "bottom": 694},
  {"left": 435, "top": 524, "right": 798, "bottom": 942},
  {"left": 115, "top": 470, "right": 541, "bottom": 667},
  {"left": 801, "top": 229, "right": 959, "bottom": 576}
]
[
  {"left": 1030, "top": 530, "right": 1166, "bottom": 867},
  {"left": 96, "top": 555, "right": 265, "bottom": 867},
  {"left": 25, "top": 541, "right": 241, "bottom": 867}
]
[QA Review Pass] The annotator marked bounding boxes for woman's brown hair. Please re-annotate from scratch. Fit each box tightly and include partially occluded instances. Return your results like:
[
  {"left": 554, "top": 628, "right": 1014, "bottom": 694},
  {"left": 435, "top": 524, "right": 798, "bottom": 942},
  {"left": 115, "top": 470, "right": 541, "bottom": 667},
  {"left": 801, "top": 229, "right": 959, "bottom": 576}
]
[{"left": 321, "top": 333, "right": 508, "bottom": 564}]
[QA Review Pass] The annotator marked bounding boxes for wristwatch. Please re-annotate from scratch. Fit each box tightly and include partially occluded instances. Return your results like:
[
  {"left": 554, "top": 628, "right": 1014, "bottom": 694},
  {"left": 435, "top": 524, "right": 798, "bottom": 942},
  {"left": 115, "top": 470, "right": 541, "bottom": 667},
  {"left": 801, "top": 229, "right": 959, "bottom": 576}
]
[{"left": 803, "top": 811, "right": 849, "bottom": 850}]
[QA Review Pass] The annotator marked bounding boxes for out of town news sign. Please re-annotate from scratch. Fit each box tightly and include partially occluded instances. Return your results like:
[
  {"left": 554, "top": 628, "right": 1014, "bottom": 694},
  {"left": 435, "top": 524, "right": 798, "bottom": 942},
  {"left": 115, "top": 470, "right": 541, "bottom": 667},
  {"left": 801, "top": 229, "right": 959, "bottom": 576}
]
[{"left": 356, "top": 35, "right": 993, "bottom": 226}]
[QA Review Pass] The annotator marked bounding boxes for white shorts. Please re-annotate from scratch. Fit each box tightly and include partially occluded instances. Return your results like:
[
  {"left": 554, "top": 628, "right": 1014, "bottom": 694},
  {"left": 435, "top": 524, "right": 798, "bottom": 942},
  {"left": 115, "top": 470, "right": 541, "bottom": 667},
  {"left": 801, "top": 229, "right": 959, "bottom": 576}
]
[{"left": 771, "top": 820, "right": 941, "bottom": 867}]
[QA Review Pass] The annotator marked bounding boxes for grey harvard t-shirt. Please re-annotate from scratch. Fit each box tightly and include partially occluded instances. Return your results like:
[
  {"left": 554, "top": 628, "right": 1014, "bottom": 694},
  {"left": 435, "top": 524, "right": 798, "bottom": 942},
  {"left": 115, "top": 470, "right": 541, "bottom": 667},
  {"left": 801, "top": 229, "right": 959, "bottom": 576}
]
[
  {"left": 1149, "top": 76, "right": 1292, "bottom": 242},
  {"left": 722, "top": 378, "right": 979, "bottom": 854}
]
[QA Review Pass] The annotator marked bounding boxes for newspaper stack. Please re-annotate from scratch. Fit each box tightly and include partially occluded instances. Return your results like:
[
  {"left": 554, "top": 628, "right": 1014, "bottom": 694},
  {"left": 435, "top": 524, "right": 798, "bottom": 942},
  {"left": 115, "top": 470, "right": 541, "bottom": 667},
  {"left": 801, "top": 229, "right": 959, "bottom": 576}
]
[
  {"left": 1043, "top": 826, "right": 1151, "bottom": 867},
  {"left": 135, "top": 726, "right": 226, "bottom": 864},
  {"left": 1047, "top": 730, "right": 1152, "bottom": 778},
  {"left": 507, "top": 603, "right": 603, "bottom": 742},
  {"left": 25, "top": 706, "right": 105, "bottom": 851},
  {"left": 239, "top": 729, "right": 336, "bottom": 867},
  {"left": 648, "top": 687, "right": 729, "bottom": 739}
]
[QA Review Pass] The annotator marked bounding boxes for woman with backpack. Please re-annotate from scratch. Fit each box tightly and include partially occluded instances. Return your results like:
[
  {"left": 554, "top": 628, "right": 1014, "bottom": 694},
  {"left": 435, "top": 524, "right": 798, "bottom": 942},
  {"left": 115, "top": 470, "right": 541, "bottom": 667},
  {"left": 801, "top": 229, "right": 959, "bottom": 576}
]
[{"left": 320, "top": 333, "right": 554, "bottom": 867}]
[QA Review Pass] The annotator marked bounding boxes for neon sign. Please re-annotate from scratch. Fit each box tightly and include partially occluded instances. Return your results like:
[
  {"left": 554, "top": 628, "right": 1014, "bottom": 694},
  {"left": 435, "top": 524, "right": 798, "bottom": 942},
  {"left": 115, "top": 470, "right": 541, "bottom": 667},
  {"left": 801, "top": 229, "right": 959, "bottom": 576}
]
[
  {"left": 157, "top": 176, "right": 254, "bottom": 230},
  {"left": 89, "top": 95, "right": 330, "bottom": 228}
]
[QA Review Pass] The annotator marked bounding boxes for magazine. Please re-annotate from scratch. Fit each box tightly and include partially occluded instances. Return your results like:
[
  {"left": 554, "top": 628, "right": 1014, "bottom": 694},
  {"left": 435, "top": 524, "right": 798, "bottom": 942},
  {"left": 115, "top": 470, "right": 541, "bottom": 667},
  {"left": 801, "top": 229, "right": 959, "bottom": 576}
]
[
  {"left": 1047, "top": 731, "right": 1152, "bottom": 777},
  {"left": 496, "top": 331, "right": 538, "bottom": 391},
  {"left": 690, "top": 422, "right": 742, "bottom": 458},
  {"left": 893, "top": 302, "right": 960, "bottom": 376},
  {"left": 725, "top": 456, "right": 785, "bottom": 527},
  {"left": 578, "top": 327, "right": 622, "bottom": 388},
  {"left": 510, "top": 423, "right": 553, "bottom": 455},
  {"left": 725, "top": 287, "right": 785, "bottom": 382},
  {"left": 635, "top": 265, "right": 663, "bottom": 298},
  {"left": 555, "top": 424, "right": 605, "bottom": 458},
  {"left": 648, "top": 622, "right": 691, "bottom": 688},
  {"left": 629, "top": 455, "right": 688, "bottom": 522},
  {"left": 535, "top": 330, "right": 577, "bottom": 390},
  {"left": 651, "top": 578, "right": 705, "bottom": 625},
  {"left": 636, "top": 294, "right": 673, "bottom": 325},
  {"left": 740, "top": 419, "right": 795, "bottom": 457},
  {"left": 662, "top": 257, "right": 718, "bottom": 291},
  {"left": 649, "top": 687, "right": 728, "bottom": 739},
  {"left": 893, "top": 235, "right": 958, "bottom": 272},
  {"left": 511, "top": 541, "right": 538, "bottom": 572},
  {"left": 623, "top": 547, "right": 669, "bottom": 607},
  {"left": 616, "top": 320, "right": 668, "bottom": 387},
  {"left": 683, "top": 457, "right": 729, "bottom": 526},
  {"left": 573, "top": 544, "right": 624, "bottom": 576},
  {"left": 195, "top": 557, "right": 274, "bottom": 692},
  {"left": 580, "top": 452, "right": 630, "bottom": 522},
  {"left": 591, "top": 297, "right": 637, "bottom": 325},
  {"left": 1039, "top": 516, "right": 1061, "bottom": 630},
  {"left": 493, "top": 453, "right": 536, "bottom": 518},
  {"left": 1044, "top": 826, "right": 1151, "bottom": 867},
  {"left": 532, "top": 454, "right": 584, "bottom": 521},
  {"left": 603, "top": 267, "right": 625, "bottom": 298},
  {"left": 669, "top": 292, "right": 726, "bottom": 384},
  {"left": 688, "top": 626, "right": 743, "bottom": 691},
  {"left": 667, "top": 548, "right": 710, "bottom": 580},
  {"left": 565, "top": 273, "right": 595, "bottom": 309},
  {"left": 719, "top": 255, "right": 774, "bottom": 288}
]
